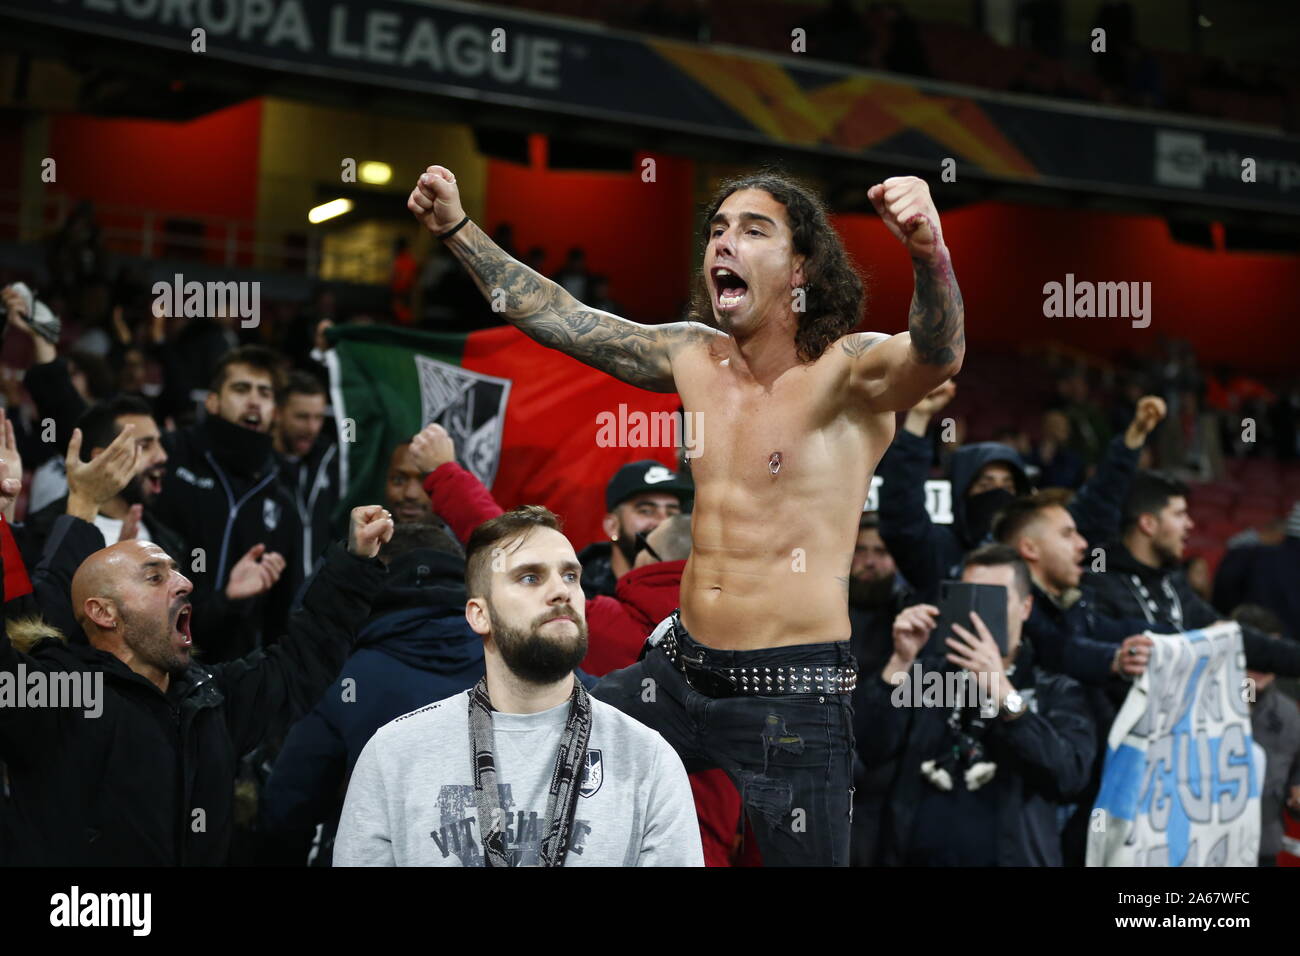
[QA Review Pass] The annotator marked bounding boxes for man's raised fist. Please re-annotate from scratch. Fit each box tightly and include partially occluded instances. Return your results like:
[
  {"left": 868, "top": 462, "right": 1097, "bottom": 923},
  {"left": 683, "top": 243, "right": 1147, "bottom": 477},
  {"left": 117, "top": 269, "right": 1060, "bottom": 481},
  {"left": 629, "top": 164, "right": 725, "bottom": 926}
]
[
  {"left": 348, "top": 505, "right": 395, "bottom": 559},
  {"left": 408, "top": 165, "right": 467, "bottom": 235},
  {"left": 410, "top": 422, "right": 456, "bottom": 475},
  {"left": 868, "top": 176, "right": 944, "bottom": 261}
]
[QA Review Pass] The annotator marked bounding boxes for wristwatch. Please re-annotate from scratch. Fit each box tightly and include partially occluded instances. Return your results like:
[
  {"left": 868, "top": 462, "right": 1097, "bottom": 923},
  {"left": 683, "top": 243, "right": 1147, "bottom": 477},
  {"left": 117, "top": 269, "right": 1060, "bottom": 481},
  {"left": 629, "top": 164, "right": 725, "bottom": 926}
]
[{"left": 1001, "top": 690, "right": 1025, "bottom": 720}]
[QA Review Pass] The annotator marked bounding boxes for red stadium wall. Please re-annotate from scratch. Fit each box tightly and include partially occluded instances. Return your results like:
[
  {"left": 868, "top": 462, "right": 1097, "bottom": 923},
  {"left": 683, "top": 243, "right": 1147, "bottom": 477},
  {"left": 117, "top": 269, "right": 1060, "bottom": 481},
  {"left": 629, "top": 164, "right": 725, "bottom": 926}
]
[
  {"left": 484, "top": 163, "right": 1298, "bottom": 369},
  {"left": 47, "top": 99, "right": 262, "bottom": 227},
  {"left": 28, "top": 102, "right": 1300, "bottom": 372},
  {"left": 834, "top": 203, "right": 1300, "bottom": 371},
  {"left": 483, "top": 141, "right": 695, "bottom": 323}
]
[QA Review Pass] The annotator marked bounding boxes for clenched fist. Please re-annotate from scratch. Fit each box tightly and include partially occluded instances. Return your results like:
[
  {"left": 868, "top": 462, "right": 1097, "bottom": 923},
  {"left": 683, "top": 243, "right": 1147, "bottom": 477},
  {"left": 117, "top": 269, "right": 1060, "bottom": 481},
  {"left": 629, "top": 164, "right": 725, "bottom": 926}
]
[
  {"left": 868, "top": 176, "right": 945, "bottom": 261},
  {"left": 1124, "top": 395, "right": 1167, "bottom": 449},
  {"left": 408, "top": 165, "right": 467, "bottom": 235},
  {"left": 409, "top": 422, "right": 456, "bottom": 474},
  {"left": 348, "top": 505, "right": 395, "bottom": 559}
]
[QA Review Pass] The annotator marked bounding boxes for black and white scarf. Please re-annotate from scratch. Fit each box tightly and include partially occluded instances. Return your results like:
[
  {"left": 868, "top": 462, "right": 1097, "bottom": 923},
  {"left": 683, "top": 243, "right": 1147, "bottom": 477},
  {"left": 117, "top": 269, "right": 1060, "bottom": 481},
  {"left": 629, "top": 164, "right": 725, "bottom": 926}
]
[
  {"left": 467, "top": 676, "right": 592, "bottom": 867},
  {"left": 919, "top": 666, "right": 1016, "bottom": 793}
]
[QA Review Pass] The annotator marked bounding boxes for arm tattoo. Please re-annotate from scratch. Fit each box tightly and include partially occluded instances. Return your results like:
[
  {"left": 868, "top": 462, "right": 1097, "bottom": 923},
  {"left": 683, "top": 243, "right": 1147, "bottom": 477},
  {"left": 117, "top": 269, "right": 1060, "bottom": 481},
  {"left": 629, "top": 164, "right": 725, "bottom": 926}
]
[
  {"left": 522, "top": 297, "right": 676, "bottom": 391},
  {"left": 446, "top": 221, "right": 680, "bottom": 391},
  {"left": 908, "top": 252, "right": 965, "bottom": 366}
]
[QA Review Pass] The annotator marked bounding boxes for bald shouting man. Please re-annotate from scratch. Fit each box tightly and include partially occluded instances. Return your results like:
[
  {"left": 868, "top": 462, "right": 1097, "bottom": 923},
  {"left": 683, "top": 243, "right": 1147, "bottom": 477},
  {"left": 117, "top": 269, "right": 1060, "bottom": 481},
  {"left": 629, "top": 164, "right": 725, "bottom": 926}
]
[{"left": 0, "top": 455, "right": 394, "bottom": 865}]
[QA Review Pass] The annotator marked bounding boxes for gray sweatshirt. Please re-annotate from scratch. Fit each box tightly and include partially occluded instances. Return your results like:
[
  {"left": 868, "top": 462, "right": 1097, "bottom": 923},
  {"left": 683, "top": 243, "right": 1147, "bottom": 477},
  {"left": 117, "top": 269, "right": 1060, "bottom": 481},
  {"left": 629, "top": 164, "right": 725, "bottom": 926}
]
[{"left": 334, "top": 689, "right": 704, "bottom": 867}]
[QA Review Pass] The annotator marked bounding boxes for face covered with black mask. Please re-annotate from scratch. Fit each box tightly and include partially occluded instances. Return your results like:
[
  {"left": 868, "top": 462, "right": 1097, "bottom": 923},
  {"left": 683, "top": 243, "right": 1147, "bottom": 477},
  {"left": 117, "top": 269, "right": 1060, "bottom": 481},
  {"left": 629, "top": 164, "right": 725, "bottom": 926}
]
[{"left": 964, "top": 488, "right": 1016, "bottom": 545}]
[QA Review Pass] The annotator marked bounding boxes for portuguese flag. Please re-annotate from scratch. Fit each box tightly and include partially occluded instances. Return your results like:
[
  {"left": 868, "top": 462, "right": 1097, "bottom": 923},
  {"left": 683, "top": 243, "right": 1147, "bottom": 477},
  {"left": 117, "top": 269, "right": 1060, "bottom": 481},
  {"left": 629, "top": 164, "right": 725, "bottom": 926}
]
[{"left": 325, "top": 324, "right": 683, "bottom": 548}]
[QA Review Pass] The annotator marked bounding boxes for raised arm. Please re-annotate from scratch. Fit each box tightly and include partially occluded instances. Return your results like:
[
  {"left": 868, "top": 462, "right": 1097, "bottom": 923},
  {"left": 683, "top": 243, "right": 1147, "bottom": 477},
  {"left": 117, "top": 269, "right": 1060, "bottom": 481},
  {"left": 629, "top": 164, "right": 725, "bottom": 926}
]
[
  {"left": 845, "top": 176, "right": 965, "bottom": 411},
  {"left": 214, "top": 506, "right": 390, "bottom": 755},
  {"left": 408, "top": 165, "right": 713, "bottom": 393},
  {"left": 1069, "top": 396, "right": 1165, "bottom": 548}
]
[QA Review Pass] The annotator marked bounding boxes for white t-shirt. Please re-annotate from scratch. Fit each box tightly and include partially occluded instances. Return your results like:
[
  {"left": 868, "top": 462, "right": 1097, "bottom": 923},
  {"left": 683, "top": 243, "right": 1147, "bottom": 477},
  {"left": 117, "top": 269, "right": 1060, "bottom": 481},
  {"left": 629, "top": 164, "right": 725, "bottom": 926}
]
[{"left": 93, "top": 513, "right": 154, "bottom": 547}]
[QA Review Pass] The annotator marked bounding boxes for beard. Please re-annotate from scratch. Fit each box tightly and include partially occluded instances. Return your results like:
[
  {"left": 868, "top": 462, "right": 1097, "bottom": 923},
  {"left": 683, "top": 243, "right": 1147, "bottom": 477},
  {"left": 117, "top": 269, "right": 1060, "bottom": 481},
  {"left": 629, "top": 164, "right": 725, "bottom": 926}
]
[
  {"left": 613, "top": 522, "right": 639, "bottom": 565},
  {"left": 121, "top": 608, "right": 190, "bottom": 676},
  {"left": 1152, "top": 539, "right": 1182, "bottom": 568},
  {"left": 489, "top": 604, "right": 589, "bottom": 685},
  {"left": 119, "top": 469, "right": 163, "bottom": 507},
  {"left": 848, "top": 574, "right": 895, "bottom": 610},
  {"left": 285, "top": 430, "right": 315, "bottom": 458},
  {"left": 119, "top": 473, "right": 147, "bottom": 506}
]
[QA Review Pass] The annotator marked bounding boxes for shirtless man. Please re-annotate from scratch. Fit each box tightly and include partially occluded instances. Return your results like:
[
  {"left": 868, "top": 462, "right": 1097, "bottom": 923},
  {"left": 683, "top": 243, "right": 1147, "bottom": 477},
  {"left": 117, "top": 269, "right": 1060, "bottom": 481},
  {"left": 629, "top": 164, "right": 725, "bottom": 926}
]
[{"left": 407, "top": 166, "right": 964, "bottom": 865}]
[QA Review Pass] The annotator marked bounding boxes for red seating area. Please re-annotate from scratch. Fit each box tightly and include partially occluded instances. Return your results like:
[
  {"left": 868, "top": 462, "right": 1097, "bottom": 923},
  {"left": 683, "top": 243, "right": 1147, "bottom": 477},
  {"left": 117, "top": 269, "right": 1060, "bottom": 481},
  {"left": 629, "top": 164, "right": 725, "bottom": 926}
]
[
  {"left": 942, "top": 350, "right": 1299, "bottom": 578},
  {"left": 917, "top": 21, "right": 1102, "bottom": 101},
  {"left": 1187, "top": 459, "right": 1300, "bottom": 572}
]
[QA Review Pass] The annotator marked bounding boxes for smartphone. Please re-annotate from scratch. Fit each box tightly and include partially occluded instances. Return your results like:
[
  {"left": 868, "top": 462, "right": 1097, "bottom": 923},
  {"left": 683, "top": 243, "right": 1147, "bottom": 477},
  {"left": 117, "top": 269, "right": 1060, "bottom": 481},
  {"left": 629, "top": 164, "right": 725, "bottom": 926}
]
[{"left": 925, "top": 580, "right": 1010, "bottom": 662}]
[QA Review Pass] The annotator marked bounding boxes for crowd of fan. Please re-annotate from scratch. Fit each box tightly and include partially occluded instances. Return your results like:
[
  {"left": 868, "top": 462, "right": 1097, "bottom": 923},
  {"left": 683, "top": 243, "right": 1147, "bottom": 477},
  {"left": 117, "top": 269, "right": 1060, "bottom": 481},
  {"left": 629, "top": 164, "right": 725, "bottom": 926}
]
[{"left": 0, "top": 261, "right": 1297, "bottom": 866}]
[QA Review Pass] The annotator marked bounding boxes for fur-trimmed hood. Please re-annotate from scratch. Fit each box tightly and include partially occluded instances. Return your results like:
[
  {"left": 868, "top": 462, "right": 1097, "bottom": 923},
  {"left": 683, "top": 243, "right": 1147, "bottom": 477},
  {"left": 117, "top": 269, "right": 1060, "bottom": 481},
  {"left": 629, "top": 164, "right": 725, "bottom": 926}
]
[{"left": 6, "top": 616, "right": 65, "bottom": 654}]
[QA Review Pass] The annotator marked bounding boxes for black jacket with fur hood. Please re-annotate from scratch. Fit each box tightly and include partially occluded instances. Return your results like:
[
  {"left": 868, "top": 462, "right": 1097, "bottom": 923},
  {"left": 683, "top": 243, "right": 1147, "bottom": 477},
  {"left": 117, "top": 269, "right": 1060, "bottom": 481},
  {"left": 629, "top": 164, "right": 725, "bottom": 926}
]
[{"left": 0, "top": 524, "right": 382, "bottom": 866}]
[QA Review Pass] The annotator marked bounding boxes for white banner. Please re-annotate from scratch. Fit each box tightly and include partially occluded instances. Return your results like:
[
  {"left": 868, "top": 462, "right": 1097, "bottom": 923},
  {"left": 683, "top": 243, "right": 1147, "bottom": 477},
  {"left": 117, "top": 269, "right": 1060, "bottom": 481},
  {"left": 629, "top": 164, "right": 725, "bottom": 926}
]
[
  {"left": 1087, "top": 622, "right": 1264, "bottom": 866},
  {"left": 863, "top": 476, "right": 953, "bottom": 524}
]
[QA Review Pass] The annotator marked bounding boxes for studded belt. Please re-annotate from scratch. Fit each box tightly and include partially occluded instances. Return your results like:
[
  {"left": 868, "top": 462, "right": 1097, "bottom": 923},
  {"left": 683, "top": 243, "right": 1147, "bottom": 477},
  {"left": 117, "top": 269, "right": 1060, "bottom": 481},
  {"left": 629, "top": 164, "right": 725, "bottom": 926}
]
[{"left": 658, "top": 627, "right": 858, "bottom": 698}]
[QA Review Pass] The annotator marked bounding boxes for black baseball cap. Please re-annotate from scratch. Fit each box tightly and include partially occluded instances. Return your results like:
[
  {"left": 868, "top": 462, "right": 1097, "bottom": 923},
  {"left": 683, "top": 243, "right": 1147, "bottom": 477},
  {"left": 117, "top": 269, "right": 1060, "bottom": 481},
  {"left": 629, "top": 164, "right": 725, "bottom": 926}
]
[{"left": 605, "top": 460, "right": 694, "bottom": 512}]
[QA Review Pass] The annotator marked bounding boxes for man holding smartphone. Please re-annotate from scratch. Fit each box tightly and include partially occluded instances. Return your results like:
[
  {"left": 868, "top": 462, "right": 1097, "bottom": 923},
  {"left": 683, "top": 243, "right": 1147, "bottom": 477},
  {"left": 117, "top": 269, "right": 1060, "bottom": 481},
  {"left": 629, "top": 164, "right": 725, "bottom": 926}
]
[{"left": 857, "top": 544, "right": 1097, "bottom": 866}]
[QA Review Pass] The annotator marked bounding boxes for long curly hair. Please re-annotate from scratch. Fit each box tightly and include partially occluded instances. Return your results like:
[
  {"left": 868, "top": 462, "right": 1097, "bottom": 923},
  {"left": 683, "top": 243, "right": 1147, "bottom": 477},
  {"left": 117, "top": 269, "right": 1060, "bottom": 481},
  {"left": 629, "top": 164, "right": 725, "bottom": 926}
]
[{"left": 688, "top": 170, "right": 866, "bottom": 363}]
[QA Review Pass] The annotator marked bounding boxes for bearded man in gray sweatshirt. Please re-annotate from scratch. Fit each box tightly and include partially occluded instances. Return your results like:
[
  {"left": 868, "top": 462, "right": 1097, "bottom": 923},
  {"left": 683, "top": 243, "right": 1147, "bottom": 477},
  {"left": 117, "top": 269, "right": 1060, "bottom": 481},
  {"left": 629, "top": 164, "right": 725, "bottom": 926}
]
[{"left": 335, "top": 505, "right": 703, "bottom": 867}]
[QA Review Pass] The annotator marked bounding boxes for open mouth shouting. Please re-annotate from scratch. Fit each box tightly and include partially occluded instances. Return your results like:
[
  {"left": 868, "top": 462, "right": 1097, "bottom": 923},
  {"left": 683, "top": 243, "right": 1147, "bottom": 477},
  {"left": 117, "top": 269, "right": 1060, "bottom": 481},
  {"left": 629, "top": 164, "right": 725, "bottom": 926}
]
[
  {"left": 142, "top": 467, "right": 165, "bottom": 497},
  {"left": 711, "top": 266, "right": 750, "bottom": 311},
  {"left": 174, "top": 603, "right": 193, "bottom": 649}
]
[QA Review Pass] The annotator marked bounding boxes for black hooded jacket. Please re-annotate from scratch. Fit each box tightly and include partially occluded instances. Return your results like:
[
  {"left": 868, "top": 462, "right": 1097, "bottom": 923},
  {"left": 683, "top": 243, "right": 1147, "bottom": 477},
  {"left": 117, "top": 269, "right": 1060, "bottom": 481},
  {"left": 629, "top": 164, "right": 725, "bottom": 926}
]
[
  {"left": 151, "top": 414, "right": 302, "bottom": 660},
  {"left": 276, "top": 435, "right": 341, "bottom": 581},
  {"left": 260, "top": 547, "right": 484, "bottom": 857},
  {"left": 1082, "top": 542, "right": 1300, "bottom": 676},
  {"left": 878, "top": 431, "right": 1139, "bottom": 600},
  {"left": 0, "top": 532, "right": 383, "bottom": 866}
]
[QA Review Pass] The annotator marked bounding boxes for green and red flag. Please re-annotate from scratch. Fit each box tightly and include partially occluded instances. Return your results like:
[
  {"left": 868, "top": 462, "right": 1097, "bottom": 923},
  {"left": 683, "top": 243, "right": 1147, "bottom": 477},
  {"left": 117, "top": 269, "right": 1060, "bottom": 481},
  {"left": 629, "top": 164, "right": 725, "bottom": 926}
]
[{"left": 325, "top": 324, "right": 683, "bottom": 548}]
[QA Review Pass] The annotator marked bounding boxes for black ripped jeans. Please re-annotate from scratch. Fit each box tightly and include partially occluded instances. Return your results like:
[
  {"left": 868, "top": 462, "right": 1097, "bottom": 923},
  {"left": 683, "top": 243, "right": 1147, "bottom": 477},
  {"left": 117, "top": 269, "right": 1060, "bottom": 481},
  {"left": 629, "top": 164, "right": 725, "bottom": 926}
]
[{"left": 591, "top": 612, "right": 856, "bottom": 867}]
